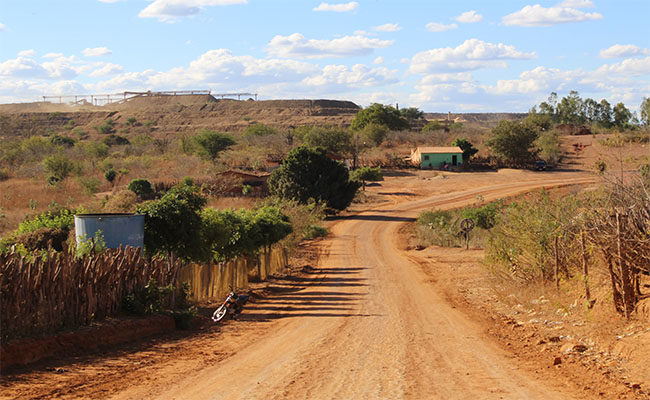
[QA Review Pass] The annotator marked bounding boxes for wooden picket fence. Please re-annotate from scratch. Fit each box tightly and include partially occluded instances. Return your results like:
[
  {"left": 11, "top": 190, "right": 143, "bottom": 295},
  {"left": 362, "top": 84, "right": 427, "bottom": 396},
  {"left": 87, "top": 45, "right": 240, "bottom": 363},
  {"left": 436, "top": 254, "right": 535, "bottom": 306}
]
[
  {"left": 177, "top": 247, "right": 288, "bottom": 302},
  {"left": 0, "top": 247, "right": 182, "bottom": 343}
]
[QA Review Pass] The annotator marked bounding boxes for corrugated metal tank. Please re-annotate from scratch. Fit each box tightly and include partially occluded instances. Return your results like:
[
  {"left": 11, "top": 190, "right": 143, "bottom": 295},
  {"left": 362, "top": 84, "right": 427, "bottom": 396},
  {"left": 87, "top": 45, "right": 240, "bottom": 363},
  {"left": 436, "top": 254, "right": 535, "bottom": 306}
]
[{"left": 74, "top": 213, "right": 144, "bottom": 249}]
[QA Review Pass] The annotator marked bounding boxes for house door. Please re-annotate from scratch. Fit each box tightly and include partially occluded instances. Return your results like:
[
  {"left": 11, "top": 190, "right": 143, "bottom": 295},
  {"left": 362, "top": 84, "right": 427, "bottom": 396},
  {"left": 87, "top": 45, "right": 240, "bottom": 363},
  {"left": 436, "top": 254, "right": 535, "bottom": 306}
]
[{"left": 452, "top": 155, "right": 458, "bottom": 166}]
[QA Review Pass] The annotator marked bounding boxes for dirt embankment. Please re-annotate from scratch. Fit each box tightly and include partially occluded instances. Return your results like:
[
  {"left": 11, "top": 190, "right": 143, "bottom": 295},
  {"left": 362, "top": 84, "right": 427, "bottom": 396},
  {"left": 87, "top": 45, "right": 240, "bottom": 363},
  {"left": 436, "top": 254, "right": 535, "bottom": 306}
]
[{"left": 0, "top": 97, "right": 361, "bottom": 138}]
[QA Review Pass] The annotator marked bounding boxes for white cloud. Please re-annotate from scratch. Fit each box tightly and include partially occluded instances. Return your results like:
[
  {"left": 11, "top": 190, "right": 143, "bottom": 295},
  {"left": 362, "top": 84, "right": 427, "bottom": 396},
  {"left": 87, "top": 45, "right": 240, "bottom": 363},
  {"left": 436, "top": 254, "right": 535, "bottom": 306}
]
[
  {"left": 599, "top": 44, "right": 649, "bottom": 59},
  {"left": 455, "top": 10, "right": 483, "bottom": 23},
  {"left": 89, "top": 63, "right": 124, "bottom": 77},
  {"left": 139, "top": 0, "right": 247, "bottom": 22},
  {"left": 373, "top": 56, "right": 384, "bottom": 65},
  {"left": 18, "top": 49, "right": 36, "bottom": 57},
  {"left": 425, "top": 22, "right": 457, "bottom": 32},
  {"left": 557, "top": 0, "right": 594, "bottom": 8},
  {"left": 302, "top": 64, "right": 397, "bottom": 88},
  {"left": 83, "top": 47, "right": 112, "bottom": 57},
  {"left": 0, "top": 23, "right": 5, "bottom": 31},
  {"left": 266, "top": 33, "right": 393, "bottom": 59},
  {"left": 313, "top": 2, "right": 358, "bottom": 12},
  {"left": 593, "top": 56, "right": 650, "bottom": 77},
  {"left": 0, "top": 57, "right": 49, "bottom": 79},
  {"left": 502, "top": 4, "right": 603, "bottom": 27},
  {"left": 43, "top": 53, "right": 63, "bottom": 59},
  {"left": 409, "top": 39, "right": 535, "bottom": 74},
  {"left": 373, "top": 23, "right": 401, "bottom": 32}
]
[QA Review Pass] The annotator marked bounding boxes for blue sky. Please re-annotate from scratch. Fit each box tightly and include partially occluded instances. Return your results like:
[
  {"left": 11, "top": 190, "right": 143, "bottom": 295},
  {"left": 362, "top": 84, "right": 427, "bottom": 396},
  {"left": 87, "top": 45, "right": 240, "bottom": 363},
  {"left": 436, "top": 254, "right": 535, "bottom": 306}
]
[{"left": 0, "top": 0, "right": 648, "bottom": 112}]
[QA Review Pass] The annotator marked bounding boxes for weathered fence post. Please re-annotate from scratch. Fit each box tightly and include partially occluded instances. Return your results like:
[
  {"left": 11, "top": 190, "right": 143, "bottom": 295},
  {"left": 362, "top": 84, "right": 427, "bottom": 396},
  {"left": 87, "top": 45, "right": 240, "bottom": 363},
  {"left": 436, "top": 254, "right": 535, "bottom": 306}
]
[
  {"left": 580, "top": 230, "right": 592, "bottom": 306},
  {"left": 554, "top": 236, "right": 560, "bottom": 291},
  {"left": 616, "top": 212, "right": 634, "bottom": 318}
]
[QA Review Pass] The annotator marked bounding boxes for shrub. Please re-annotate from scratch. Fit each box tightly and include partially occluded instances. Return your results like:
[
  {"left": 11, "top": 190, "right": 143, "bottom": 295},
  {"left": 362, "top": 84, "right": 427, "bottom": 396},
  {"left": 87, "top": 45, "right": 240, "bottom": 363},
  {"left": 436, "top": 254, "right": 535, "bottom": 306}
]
[
  {"left": 244, "top": 123, "right": 279, "bottom": 136},
  {"left": 359, "top": 123, "right": 388, "bottom": 146},
  {"left": 78, "top": 176, "right": 101, "bottom": 195},
  {"left": 50, "top": 134, "right": 76, "bottom": 148},
  {"left": 43, "top": 153, "right": 77, "bottom": 182},
  {"left": 102, "top": 134, "right": 130, "bottom": 146},
  {"left": 302, "top": 224, "right": 328, "bottom": 239},
  {"left": 136, "top": 181, "right": 207, "bottom": 260},
  {"left": 16, "top": 207, "right": 75, "bottom": 235},
  {"left": 95, "top": 119, "right": 115, "bottom": 135},
  {"left": 302, "top": 127, "right": 351, "bottom": 155},
  {"left": 13, "top": 227, "right": 69, "bottom": 251},
  {"left": 104, "top": 168, "right": 117, "bottom": 183},
  {"left": 422, "top": 120, "right": 446, "bottom": 133},
  {"left": 486, "top": 120, "right": 539, "bottom": 167},
  {"left": 126, "top": 117, "right": 137, "bottom": 126},
  {"left": 127, "top": 178, "right": 154, "bottom": 198},
  {"left": 82, "top": 141, "right": 109, "bottom": 159},
  {"left": 103, "top": 190, "right": 138, "bottom": 213},
  {"left": 268, "top": 146, "right": 360, "bottom": 212},
  {"left": 350, "top": 103, "right": 408, "bottom": 131},
  {"left": 416, "top": 209, "right": 459, "bottom": 247},
  {"left": 460, "top": 200, "right": 503, "bottom": 230},
  {"left": 122, "top": 279, "right": 174, "bottom": 316},
  {"left": 193, "top": 130, "right": 235, "bottom": 161},
  {"left": 350, "top": 166, "right": 383, "bottom": 190}
]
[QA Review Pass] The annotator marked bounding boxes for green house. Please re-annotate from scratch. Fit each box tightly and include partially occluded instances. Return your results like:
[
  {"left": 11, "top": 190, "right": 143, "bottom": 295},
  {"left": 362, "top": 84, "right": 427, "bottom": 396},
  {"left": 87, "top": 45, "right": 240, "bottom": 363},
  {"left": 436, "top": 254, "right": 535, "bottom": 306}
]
[{"left": 410, "top": 146, "right": 463, "bottom": 169}]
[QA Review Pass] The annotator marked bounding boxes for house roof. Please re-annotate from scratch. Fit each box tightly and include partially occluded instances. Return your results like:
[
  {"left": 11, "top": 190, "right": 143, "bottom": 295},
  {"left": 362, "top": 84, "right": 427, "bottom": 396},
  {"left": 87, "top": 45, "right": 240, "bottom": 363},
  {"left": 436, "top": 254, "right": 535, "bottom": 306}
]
[{"left": 416, "top": 146, "right": 463, "bottom": 154}]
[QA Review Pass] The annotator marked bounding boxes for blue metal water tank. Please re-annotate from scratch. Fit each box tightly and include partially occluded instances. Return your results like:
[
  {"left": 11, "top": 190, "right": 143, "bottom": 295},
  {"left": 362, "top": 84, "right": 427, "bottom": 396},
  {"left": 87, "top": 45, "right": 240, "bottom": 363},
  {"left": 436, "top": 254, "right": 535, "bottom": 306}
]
[{"left": 74, "top": 213, "right": 144, "bottom": 249}]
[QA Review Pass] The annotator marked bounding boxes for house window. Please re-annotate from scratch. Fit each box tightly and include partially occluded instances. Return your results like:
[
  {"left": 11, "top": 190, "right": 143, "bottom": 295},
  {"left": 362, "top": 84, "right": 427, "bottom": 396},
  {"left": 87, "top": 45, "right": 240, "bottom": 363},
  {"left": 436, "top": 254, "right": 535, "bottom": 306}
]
[{"left": 423, "top": 155, "right": 429, "bottom": 161}]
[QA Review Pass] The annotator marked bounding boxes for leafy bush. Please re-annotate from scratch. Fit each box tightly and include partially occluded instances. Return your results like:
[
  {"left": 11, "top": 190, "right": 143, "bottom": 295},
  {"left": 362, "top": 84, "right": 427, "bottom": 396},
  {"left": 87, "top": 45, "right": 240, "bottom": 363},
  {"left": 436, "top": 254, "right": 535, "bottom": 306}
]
[
  {"left": 13, "top": 227, "right": 69, "bottom": 252},
  {"left": 302, "top": 224, "right": 327, "bottom": 239},
  {"left": 350, "top": 103, "right": 409, "bottom": 131},
  {"left": 78, "top": 176, "right": 101, "bottom": 195},
  {"left": 122, "top": 279, "right": 174, "bottom": 316},
  {"left": 269, "top": 146, "right": 360, "bottom": 212},
  {"left": 126, "top": 117, "right": 137, "bottom": 126},
  {"left": 350, "top": 166, "right": 383, "bottom": 190},
  {"left": 136, "top": 181, "right": 206, "bottom": 260},
  {"left": 486, "top": 120, "right": 539, "bottom": 167},
  {"left": 16, "top": 207, "right": 75, "bottom": 234},
  {"left": 416, "top": 209, "right": 459, "bottom": 247},
  {"left": 43, "top": 153, "right": 77, "bottom": 182},
  {"left": 422, "top": 120, "right": 446, "bottom": 133},
  {"left": 451, "top": 138, "right": 478, "bottom": 163},
  {"left": 82, "top": 141, "right": 109, "bottom": 159},
  {"left": 244, "top": 123, "right": 279, "bottom": 136},
  {"left": 128, "top": 178, "right": 154, "bottom": 198},
  {"left": 102, "top": 134, "right": 130, "bottom": 146},
  {"left": 359, "top": 123, "right": 388, "bottom": 146},
  {"left": 102, "top": 190, "right": 138, "bottom": 213},
  {"left": 193, "top": 130, "right": 235, "bottom": 161},
  {"left": 95, "top": 118, "right": 115, "bottom": 135},
  {"left": 301, "top": 127, "right": 351, "bottom": 155},
  {"left": 104, "top": 168, "right": 117, "bottom": 183},
  {"left": 460, "top": 200, "right": 503, "bottom": 230},
  {"left": 50, "top": 134, "right": 76, "bottom": 148}
]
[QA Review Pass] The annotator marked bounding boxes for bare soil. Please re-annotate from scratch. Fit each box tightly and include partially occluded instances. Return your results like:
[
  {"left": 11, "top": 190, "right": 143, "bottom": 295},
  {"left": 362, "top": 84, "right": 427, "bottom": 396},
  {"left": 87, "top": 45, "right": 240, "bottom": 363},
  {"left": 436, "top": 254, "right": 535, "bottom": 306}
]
[{"left": 6, "top": 169, "right": 647, "bottom": 399}]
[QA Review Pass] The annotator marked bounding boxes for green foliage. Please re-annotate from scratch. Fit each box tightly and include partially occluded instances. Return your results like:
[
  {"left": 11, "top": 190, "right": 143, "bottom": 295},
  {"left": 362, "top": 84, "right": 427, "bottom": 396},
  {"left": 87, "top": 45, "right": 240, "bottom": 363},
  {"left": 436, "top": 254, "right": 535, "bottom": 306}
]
[
  {"left": 125, "top": 117, "right": 137, "bottom": 126},
  {"left": 613, "top": 102, "right": 632, "bottom": 130},
  {"left": 17, "top": 207, "right": 75, "bottom": 235},
  {"left": 82, "top": 141, "right": 109, "bottom": 159},
  {"left": 20, "top": 136, "right": 58, "bottom": 162},
  {"left": 43, "top": 153, "right": 77, "bottom": 182},
  {"left": 640, "top": 97, "right": 650, "bottom": 126},
  {"left": 350, "top": 166, "right": 383, "bottom": 190},
  {"left": 416, "top": 209, "right": 459, "bottom": 247},
  {"left": 75, "top": 230, "right": 107, "bottom": 258},
  {"left": 50, "top": 134, "right": 76, "bottom": 148},
  {"left": 302, "top": 224, "right": 328, "bottom": 239},
  {"left": 268, "top": 146, "right": 360, "bottom": 212},
  {"left": 122, "top": 279, "right": 174, "bottom": 316},
  {"left": 522, "top": 112, "right": 553, "bottom": 132},
  {"left": 535, "top": 130, "right": 561, "bottom": 166},
  {"left": 136, "top": 181, "right": 206, "bottom": 260},
  {"left": 78, "top": 176, "right": 101, "bottom": 195},
  {"left": 102, "top": 134, "right": 130, "bottom": 146},
  {"left": 422, "top": 120, "right": 446, "bottom": 133},
  {"left": 460, "top": 200, "right": 503, "bottom": 230},
  {"left": 193, "top": 130, "right": 235, "bottom": 161},
  {"left": 486, "top": 120, "right": 539, "bottom": 166},
  {"left": 486, "top": 190, "right": 583, "bottom": 281},
  {"left": 95, "top": 118, "right": 115, "bottom": 135},
  {"left": 399, "top": 107, "right": 424, "bottom": 121},
  {"left": 451, "top": 138, "right": 478, "bottom": 163},
  {"left": 244, "top": 123, "right": 279, "bottom": 136},
  {"left": 127, "top": 178, "right": 154, "bottom": 198},
  {"left": 359, "top": 123, "right": 388, "bottom": 146},
  {"left": 350, "top": 103, "right": 409, "bottom": 131},
  {"left": 104, "top": 168, "right": 117, "bottom": 183},
  {"left": 301, "top": 127, "right": 351, "bottom": 155}
]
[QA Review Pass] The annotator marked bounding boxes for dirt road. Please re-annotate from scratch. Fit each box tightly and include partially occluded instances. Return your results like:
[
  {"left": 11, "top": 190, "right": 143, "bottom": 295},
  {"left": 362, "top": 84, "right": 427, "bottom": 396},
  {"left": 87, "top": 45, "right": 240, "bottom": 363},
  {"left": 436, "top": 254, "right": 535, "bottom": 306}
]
[{"left": 2, "top": 173, "right": 599, "bottom": 399}]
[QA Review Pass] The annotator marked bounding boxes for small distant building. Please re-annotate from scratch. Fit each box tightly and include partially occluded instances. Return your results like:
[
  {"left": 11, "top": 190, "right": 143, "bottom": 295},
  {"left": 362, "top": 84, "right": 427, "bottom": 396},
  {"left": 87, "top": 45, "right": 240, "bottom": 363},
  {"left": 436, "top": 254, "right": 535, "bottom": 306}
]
[{"left": 410, "top": 146, "right": 463, "bottom": 169}]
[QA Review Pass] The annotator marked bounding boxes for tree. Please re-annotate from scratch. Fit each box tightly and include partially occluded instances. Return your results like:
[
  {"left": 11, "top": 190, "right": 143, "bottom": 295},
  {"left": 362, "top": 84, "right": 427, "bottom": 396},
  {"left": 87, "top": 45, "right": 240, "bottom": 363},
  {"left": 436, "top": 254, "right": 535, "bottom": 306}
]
[
  {"left": 598, "top": 99, "right": 613, "bottom": 128},
  {"left": 556, "top": 90, "right": 584, "bottom": 125},
  {"left": 451, "top": 138, "right": 478, "bottom": 163},
  {"left": 522, "top": 112, "right": 553, "bottom": 132},
  {"left": 640, "top": 97, "right": 650, "bottom": 126},
  {"left": 350, "top": 166, "right": 383, "bottom": 191},
  {"left": 399, "top": 107, "right": 424, "bottom": 121},
  {"left": 268, "top": 146, "right": 360, "bottom": 212},
  {"left": 136, "top": 181, "right": 207, "bottom": 261},
  {"left": 350, "top": 103, "right": 409, "bottom": 131},
  {"left": 43, "top": 153, "right": 77, "bottom": 183},
  {"left": 613, "top": 102, "right": 632, "bottom": 130},
  {"left": 359, "top": 123, "right": 388, "bottom": 146},
  {"left": 193, "top": 130, "right": 235, "bottom": 161},
  {"left": 301, "top": 127, "right": 351, "bottom": 155},
  {"left": 486, "top": 120, "right": 539, "bottom": 166},
  {"left": 128, "top": 178, "right": 154, "bottom": 198}
]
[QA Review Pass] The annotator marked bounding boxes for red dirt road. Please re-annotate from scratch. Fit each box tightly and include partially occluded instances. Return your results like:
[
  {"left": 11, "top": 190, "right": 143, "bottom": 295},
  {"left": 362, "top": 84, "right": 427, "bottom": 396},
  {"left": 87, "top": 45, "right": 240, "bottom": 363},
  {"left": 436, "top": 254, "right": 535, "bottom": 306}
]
[{"left": 2, "top": 172, "right": 601, "bottom": 399}]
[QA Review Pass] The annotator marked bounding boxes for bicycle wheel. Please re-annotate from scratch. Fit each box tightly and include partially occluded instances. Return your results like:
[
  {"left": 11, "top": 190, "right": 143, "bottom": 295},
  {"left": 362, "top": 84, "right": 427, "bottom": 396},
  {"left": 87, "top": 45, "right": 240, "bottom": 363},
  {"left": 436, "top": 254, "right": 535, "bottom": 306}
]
[{"left": 212, "top": 305, "right": 229, "bottom": 322}]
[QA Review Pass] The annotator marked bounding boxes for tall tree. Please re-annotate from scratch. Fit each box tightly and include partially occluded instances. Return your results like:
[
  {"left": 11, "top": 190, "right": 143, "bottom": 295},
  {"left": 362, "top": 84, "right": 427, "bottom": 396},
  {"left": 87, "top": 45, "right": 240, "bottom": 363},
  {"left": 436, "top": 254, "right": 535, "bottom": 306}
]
[
  {"left": 640, "top": 97, "right": 650, "bottom": 126},
  {"left": 486, "top": 120, "right": 539, "bottom": 166},
  {"left": 598, "top": 99, "right": 613, "bottom": 128},
  {"left": 350, "top": 103, "right": 409, "bottom": 131},
  {"left": 613, "top": 102, "right": 632, "bottom": 129}
]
